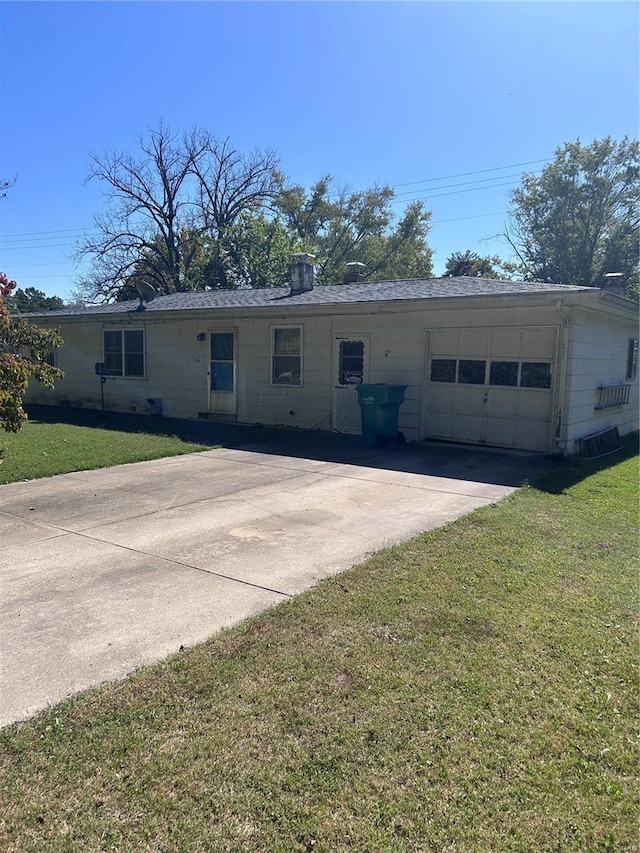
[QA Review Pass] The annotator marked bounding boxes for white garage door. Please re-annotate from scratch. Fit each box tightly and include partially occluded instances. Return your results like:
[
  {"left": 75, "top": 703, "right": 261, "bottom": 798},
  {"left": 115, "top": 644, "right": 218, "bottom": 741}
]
[{"left": 423, "top": 326, "right": 558, "bottom": 452}]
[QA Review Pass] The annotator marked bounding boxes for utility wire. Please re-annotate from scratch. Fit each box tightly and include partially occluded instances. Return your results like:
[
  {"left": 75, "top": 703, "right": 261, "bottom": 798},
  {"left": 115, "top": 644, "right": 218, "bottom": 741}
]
[
  {"left": 0, "top": 156, "right": 549, "bottom": 242},
  {"left": 390, "top": 158, "right": 550, "bottom": 189}
]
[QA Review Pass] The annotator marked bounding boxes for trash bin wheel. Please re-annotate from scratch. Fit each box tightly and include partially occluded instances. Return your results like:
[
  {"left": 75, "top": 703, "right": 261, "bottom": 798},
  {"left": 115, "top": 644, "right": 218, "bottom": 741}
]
[{"left": 396, "top": 431, "right": 406, "bottom": 445}]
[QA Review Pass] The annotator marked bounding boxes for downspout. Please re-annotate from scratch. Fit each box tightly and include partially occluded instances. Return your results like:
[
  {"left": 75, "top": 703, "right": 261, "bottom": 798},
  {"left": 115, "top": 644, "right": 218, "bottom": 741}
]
[{"left": 552, "top": 299, "right": 571, "bottom": 455}]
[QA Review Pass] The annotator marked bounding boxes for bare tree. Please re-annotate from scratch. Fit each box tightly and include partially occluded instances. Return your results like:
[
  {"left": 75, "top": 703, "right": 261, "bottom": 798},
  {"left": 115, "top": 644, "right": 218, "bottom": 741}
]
[
  {"left": 77, "top": 123, "right": 209, "bottom": 302},
  {"left": 1, "top": 177, "right": 16, "bottom": 200},
  {"left": 192, "top": 136, "right": 281, "bottom": 232},
  {"left": 77, "top": 125, "right": 283, "bottom": 302}
]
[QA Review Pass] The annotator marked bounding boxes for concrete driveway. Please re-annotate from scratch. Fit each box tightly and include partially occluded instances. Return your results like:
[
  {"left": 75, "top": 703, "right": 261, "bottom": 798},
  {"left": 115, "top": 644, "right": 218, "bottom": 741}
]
[{"left": 0, "top": 434, "right": 552, "bottom": 727}]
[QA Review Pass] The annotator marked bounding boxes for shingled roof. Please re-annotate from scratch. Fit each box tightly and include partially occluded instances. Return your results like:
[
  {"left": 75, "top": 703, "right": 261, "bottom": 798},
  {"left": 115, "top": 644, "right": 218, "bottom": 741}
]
[{"left": 25, "top": 277, "right": 590, "bottom": 318}]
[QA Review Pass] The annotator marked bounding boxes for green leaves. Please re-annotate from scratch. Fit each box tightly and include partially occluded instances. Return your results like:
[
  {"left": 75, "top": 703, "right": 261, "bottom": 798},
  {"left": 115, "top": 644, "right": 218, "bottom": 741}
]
[
  {"left": 506, "top": 136, "right": 639, "bottom": 295},
  {"left": 276, "top": 176, "right": 433, "bottom": 284},
  {"left": 0, "top": 275, "right": 64, "bottom": 432}
]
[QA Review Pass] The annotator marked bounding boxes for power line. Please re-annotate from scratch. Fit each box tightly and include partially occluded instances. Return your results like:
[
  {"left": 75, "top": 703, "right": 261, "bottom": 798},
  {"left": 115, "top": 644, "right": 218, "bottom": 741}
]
[
  {"left": 390, "top": 179, "right": 520, "bottom": 204},
  {"left": 390, "top": 158, "right": 550, "bottom": 189},
  {"left": 393, "top": 170, "right": 541, "bottom": 199},
  {"left": 0, "top": 178, "right": 519, "bottom": 250},
  {"left": 0, "top": 156, "right": 549, "bottom": 243},
  {"left": 431, "top": 211, "right": 507, "bottom": 225},
  {"left": 0, "top": 243, "right": 77, "bottom": 251},
  {"left": 0, "top": 227, "right": 89, "bottom": 239}
]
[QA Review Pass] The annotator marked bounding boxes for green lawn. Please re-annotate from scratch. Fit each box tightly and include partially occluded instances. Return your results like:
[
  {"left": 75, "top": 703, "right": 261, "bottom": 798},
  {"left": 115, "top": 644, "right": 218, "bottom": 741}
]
[
  {"left": 0, "top": 406, "right": 277, "bottom": 484},
  {"left": 0, "top": 439, "right": 637, "bottom": 852}
]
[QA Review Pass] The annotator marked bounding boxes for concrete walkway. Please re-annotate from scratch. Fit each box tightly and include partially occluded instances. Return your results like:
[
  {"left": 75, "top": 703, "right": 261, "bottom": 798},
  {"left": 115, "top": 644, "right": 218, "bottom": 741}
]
[{"left": 0, "top": 436, "right": 552, "bottom": 727}]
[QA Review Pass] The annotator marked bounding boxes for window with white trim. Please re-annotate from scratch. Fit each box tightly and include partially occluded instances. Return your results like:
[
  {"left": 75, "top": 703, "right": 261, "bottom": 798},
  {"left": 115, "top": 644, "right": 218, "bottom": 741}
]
[
  {"left": 271, "top": 326, "right": 302, "bottom": 385},
  {"left": 103, "top": 329, "right": 145, "bottom": 377}
]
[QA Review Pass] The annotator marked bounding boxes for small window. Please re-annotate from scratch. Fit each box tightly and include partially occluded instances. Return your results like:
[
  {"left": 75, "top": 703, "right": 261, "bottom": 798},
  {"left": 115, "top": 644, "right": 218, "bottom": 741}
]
[
  {"left": 627, "top": 338, "right": 638, "bottom": 380},
  {"left": 489, "top": 361, "right": 518, "bottom": 387},
  {"left": 458, "top": 359, "right": 486, "bottom": 385},
  {"left": 103, "top": 329, "right": 145, "bottom": 377},
  {"left": 339, "top": 340, "right": 364, "bottom": 385},
  {"left": 521, "top": 362, "right": 551, "bottom": 389},
  {"left": 430, "top": 359, "right": 456, "bottom": 383},
  {"left": 272, "top": 326, "right": 302, "bottom": 385}
]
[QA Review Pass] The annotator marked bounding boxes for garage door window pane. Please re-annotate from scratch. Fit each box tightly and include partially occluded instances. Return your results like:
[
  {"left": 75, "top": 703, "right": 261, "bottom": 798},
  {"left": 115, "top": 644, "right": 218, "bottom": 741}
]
[
  {"left": 430, "top": 359, "right": 456, "bottom": 383},
  {"left": 490, "top": 361, "right": 518, "bottom": 386},
  {"left": 521, "top": 362, "right": 551, "bottom": 388},
  {"left": 458, "top": 360, "right": 486, "bottom": 384}
]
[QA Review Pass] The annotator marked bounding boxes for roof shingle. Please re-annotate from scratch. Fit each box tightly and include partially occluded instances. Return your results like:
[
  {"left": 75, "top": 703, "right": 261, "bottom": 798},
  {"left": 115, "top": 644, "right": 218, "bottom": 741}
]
[{"left": 23, "top": 277, "right": 590, "bottom": 318}]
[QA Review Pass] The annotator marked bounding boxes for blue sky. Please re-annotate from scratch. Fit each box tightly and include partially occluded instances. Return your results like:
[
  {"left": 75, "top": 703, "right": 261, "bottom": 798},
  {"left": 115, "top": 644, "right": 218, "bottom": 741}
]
[{"left": 0, "top": 1, "right": 637, "bottom": 299}]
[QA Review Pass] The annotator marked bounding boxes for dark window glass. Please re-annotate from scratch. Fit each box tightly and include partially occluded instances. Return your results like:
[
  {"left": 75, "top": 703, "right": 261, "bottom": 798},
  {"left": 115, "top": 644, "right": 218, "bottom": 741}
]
[
  {"left": 124, "top": 330, "right": 144, "bottom": 377},
  {"left": 211, "top": 333, "right": 234, "bottom": 361},
  {"left": 211, "top": 362, "right": 234, "bottom": 391},
  {"left": 627, "top": 338, "right": 638, "bottom": 380},
  {"left": 210, "top": 333, "right": 235, "bottom": 391},
  {"left": 339, "top": 340, "right": 364, "bottom": 385},
  {"left": 104, "top": 330, "right": 122, "bottom": 376},
  {"left": 521, "top": 362, "right": 552, "bottom": 388},
  {"left": 489, "top": 361, "right": 518, "bottom": 386},
  {"left": 430, "top": 359, "right": 456, "bottom": 383},
  {"left": 104, "top": 329, "right": 144, "bottom": 377},
  {"left": 458, "top": 359, "right": 486, "bottom": 384}
]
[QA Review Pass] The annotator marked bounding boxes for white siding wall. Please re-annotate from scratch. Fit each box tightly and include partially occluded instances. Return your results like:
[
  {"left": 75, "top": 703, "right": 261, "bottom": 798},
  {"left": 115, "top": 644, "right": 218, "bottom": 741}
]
[
  {"left": 24, "top": 297, "right": 638, "bottom": 454},
  {"left": 235, "top": 315, "right": 333, "bottom": 430},
  {"left": 564, "top": 306, "right": 639, "bottom": 452}
]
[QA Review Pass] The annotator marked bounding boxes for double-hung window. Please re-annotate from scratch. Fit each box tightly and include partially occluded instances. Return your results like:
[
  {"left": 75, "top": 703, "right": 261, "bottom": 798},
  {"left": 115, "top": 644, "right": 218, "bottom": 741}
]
[
  {"left": 271, "top": 326, "right": 302, "bottom": 385},
  {"left": 103, "top": 329, "right": 145, "bottom": 377}
]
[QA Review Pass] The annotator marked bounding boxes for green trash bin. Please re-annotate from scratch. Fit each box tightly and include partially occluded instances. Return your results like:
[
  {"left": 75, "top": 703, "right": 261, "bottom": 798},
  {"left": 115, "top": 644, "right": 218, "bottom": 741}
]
[{"left": 356, "top": 383, "right": 408, "bottom": 447}]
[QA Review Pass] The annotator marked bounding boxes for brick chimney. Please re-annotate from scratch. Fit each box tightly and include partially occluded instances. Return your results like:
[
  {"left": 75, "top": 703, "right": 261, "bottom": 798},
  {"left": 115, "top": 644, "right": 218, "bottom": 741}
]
[{"left": 289, "top": 253, "right": 315, "bottom": 295}]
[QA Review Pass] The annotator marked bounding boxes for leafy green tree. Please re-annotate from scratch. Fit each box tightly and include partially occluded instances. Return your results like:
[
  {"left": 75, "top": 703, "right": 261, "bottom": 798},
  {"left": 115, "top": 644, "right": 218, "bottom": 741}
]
[
  {"left": 506, "top": 137, "right": 639, "bottom": 296},
  {"left": 443, "top": 250, "right": 516, "bottom": 279},
  {"left": 0, "top": 274, "right": 64, "bottom": 432},
  {"left": 211, "top": 212, "right": 298, "bottom": 290},
  {"left": 277, "top": 176, "right": 433, "bottom": 284},
  {"left": 5, "top": 287, "right": 65, "bottom": 313}
]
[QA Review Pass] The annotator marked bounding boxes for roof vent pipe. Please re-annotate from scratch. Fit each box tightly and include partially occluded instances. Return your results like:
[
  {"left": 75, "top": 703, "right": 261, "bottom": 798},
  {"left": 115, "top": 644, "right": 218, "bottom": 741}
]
[
  {"left": 289, "top": 253, "right": 315, "bottom": 295},
  {"left": 343, "top": 261, "right": 366, "bottom": 285}
]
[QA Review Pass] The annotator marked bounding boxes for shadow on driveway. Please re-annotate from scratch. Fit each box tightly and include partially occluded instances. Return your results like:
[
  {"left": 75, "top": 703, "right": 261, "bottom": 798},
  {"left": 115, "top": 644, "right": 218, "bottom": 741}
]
[{"left": 24, "top": 404, "right": 637, "bottom": 493}]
